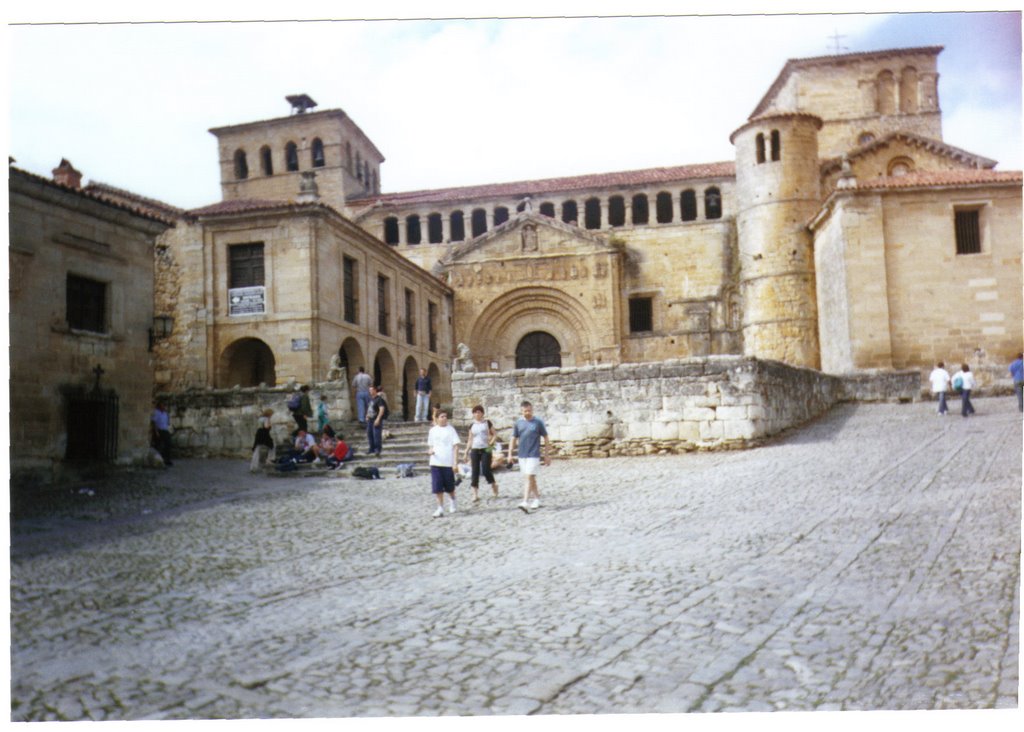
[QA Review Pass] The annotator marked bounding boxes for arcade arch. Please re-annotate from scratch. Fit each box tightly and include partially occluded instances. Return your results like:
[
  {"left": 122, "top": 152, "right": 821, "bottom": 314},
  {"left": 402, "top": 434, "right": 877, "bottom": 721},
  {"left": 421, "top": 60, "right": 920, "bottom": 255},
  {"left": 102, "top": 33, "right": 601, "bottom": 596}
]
[
  {"left": 401, "top": 355, "right": 420, "bottom": 422},
  {"left": 372, "top": 347, "right": 398, "bottom": 407},
  {"left": 219, "top": 337, "right": 275, "bottom": 387}
]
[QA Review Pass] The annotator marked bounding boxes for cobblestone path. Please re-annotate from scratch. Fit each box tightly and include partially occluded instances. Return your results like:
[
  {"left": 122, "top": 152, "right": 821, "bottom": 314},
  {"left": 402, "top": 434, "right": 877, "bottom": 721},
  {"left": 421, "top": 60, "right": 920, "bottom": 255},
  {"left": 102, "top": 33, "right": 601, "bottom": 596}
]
[{"left": 9, "top": 399, "right": 1021, "bottom": 720}]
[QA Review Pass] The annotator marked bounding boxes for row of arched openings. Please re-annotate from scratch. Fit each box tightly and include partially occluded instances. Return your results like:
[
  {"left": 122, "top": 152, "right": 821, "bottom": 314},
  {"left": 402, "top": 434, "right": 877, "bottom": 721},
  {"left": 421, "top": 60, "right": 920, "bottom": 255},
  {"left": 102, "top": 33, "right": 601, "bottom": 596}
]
[
  {"left": 384, "top": 188, "right": 723, "bottom": 245},
  {"left": 876, "top": 67, "right": 921, "bottom": 115},
  {"left": 755, "top": 130, "right": 781, "bottom": 164},
  {"left": 234, "top": 138, "right": 326, "bottom": 180}
]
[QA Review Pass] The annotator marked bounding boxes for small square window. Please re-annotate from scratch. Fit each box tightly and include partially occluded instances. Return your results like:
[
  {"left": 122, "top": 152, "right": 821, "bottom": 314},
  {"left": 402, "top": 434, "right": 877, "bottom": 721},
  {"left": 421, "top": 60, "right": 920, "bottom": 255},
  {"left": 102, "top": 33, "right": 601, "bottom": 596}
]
[
  {"left": 954, "top": 209, "right": 981, "bottom": 255},
  {"left": 67, "top": 274, "right": 107, "bottom": 333},
  {"left": 629, "top": 297, "right": 653, "bottom": 333}
]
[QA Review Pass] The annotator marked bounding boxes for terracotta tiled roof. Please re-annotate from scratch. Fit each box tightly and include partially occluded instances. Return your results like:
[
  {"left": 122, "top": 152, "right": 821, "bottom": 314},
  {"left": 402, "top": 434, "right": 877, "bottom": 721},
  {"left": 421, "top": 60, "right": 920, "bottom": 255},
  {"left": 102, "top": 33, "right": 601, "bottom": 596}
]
[
  {"left": 348, "top": 161, "right": 736, "bottom": 209},
  {"left": 850, "top": 169, "right": 1022, "bottom": 191},
  {"left": 750, "top": 46, "right": 944, "bottom": 120},
  {"left": 10, "top": 166, "right": 176, "bottom": 226},
  {"left": 188, "top": 198, "right": 329, "bottom": 217},
  {"left": 84, "top": 181, "right": 188, "bottom": 219},
  {"left": 821, "top": 131, "right": 997, "bottom": 175}
]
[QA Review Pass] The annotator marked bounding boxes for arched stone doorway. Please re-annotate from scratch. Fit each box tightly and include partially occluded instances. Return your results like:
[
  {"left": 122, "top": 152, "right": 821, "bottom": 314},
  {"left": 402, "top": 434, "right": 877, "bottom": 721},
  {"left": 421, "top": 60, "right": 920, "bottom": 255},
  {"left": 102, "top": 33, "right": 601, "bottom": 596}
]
[
  {"left": 338, "top": 337, "right": 366, "bottom": 380},
  {"left": 401, "top": 356, "right": 419, "bottom": 422},
  {"left": 220, "top": 338, "right": 276, "bottom": 387},
  {"left": 516, "top": 331, "right": 562, "bottom": 369},
  {"left": 372, "top": 347, "right": 398, "bottom": 411},
  {"left": 428, "top": 362, "right": 447, "bottom": 412}
]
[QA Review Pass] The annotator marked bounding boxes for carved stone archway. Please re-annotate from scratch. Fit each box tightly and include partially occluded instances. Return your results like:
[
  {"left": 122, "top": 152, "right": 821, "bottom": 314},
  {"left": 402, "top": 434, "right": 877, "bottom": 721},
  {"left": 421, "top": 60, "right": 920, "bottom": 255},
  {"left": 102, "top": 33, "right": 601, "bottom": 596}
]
[{"left": 468, "top": 287, "right": 597, "bottom": 370}]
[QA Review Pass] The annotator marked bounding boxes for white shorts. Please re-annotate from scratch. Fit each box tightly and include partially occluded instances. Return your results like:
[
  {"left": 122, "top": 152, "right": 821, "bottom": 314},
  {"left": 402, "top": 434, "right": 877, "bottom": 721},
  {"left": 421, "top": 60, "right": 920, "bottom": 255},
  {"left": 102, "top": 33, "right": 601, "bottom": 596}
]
[{"left": 519, "top": 457, "right": 541, "bottom": 475}]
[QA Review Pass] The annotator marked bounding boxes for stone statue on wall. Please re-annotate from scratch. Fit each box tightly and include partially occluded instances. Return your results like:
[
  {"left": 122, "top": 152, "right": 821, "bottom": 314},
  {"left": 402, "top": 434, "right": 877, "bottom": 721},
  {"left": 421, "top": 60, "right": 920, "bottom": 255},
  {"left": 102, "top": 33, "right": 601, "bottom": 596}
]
[
  {"left": 521, "top": 224, "right": 538, "bottom": 252},
  {"left": 452, "top": 343, "right": 477, "bottom": 373},
  {"left": 326, "top": 354, "right": 344, "bottom": 381}
]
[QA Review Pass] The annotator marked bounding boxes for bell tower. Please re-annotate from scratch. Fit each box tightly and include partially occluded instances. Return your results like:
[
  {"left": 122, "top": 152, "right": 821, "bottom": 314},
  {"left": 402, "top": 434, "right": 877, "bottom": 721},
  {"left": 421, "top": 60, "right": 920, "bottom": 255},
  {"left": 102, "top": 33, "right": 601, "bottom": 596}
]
[{"left": 731, "top": 112, "right": 823, "bottom": 369}]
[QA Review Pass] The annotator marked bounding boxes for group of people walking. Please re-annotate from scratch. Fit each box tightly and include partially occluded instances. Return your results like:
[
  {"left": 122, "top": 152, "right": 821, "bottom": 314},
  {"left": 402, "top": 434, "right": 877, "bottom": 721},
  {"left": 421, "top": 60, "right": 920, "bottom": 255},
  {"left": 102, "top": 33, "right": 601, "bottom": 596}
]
[
  {"left": 427, "top": 400, "right": 550, "bottom": 518},
  {"left": 928, "top": 355, "right": 1024, "bottom": 417}
]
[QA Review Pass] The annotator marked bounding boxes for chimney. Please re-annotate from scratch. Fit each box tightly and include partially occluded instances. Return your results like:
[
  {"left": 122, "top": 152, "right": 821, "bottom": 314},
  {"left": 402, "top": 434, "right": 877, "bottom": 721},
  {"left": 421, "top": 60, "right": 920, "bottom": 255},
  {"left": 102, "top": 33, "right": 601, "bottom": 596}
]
[{"left": 52, "top": 158, "right": 83, "bottom": 189}]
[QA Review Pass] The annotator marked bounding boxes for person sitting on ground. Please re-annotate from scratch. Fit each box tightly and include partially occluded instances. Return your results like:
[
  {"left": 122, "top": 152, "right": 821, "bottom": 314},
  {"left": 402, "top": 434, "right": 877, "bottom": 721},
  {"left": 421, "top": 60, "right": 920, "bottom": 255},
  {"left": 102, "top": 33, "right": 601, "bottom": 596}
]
[
  {"left": 277, "top": 428, "right": 318, "bottom": 464},
  {"left": 326, "top": 434, "right": 354, "bottom": 469}
]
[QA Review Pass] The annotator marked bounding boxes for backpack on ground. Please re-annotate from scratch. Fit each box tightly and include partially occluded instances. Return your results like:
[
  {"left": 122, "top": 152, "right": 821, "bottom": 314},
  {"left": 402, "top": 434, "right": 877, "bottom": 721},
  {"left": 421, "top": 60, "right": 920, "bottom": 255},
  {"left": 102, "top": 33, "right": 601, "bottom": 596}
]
[
  {"left": 286, "top": 392, "right": 302, "bottom": 411},
  {"left": 395, "top": 463, "right": 415, "bottom": 478},
  {"left": 352, "top": 466, "right": 381, "bottom": 480}
]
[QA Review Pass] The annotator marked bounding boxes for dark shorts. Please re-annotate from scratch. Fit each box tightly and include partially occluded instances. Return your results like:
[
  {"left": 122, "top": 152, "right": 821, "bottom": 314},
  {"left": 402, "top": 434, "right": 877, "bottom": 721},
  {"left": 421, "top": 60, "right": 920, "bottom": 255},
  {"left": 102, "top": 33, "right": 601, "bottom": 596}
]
[{"left": 430, "top": 466, "right": 456, "bottom": 494}]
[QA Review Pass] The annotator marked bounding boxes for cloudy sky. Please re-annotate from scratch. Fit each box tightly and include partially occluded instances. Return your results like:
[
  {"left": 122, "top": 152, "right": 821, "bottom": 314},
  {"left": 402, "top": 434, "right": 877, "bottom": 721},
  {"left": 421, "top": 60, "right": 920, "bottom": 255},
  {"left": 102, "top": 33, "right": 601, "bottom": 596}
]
[{"left": 6, "top": 3, "right": 1022, "bottom": 210}]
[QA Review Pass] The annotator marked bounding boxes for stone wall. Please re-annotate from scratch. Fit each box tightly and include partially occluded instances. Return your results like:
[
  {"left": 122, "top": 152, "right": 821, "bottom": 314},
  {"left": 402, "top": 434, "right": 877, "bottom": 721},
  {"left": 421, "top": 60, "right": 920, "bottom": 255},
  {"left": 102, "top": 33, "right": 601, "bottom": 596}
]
[
  {"left": 158, "top": 382, "right": 353, "bottom": 458},
  {"left": 450, "top": 357, "right": 920, "bottom": 458}
]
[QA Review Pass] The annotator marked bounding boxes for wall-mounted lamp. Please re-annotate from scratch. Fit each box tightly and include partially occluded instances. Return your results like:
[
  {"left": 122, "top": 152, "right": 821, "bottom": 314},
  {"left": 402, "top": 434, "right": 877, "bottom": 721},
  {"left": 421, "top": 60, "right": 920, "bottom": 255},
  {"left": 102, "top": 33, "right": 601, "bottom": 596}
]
[{"left": 149, "top": 315, "right": 174, "bottom": 351}]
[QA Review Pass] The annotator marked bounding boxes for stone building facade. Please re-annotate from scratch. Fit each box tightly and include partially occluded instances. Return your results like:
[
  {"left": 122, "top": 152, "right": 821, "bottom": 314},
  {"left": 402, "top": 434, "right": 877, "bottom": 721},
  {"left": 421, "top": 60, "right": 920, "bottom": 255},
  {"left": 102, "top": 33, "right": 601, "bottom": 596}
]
[
  {"left": 341, "top": 45, "right": 1021, "bottom": 387},
  {"left": 8, "top": 162, "right": 172, "bottom": 484}
]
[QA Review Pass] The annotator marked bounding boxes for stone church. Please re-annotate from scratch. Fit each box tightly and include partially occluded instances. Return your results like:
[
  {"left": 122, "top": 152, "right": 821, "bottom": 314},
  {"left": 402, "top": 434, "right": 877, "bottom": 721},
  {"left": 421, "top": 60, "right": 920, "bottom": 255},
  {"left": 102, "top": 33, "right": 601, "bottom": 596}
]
[{"left": 120, "top": 45, "right": 1024, "bottom": 409}]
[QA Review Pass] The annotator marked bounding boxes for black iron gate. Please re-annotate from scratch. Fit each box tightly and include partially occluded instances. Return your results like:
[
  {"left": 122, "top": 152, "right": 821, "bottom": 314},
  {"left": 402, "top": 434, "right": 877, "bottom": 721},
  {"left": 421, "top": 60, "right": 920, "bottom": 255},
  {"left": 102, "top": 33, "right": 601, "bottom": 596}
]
[{"left": 65, "top": 390, "right": 119, "bottom": 461}]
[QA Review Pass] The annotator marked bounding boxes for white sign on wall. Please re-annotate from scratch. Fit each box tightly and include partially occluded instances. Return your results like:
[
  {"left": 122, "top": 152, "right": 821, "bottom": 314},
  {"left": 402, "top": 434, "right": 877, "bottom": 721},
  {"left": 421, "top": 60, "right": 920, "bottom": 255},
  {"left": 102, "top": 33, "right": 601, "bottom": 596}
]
[{"left": 229, "top": 286, "right": 265, "bottom": 316}]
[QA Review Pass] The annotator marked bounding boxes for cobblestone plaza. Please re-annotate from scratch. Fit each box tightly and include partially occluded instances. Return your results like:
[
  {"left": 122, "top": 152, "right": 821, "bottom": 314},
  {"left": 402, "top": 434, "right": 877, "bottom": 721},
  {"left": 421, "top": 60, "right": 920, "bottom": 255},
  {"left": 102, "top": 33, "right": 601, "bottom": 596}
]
[{"left": 8, "top": 399, "right": 1021, "bottom": 722}]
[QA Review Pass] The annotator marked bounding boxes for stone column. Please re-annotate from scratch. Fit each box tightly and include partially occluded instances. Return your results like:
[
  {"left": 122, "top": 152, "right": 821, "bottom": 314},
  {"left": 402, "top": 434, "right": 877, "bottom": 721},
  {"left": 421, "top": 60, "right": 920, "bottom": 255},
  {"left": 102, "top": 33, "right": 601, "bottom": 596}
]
[
  {"left": 599, "top": 199, "right": 608, "bottom": 230},
  {"left": 441, "top": 211, "right": 450, "bottom": 244}
]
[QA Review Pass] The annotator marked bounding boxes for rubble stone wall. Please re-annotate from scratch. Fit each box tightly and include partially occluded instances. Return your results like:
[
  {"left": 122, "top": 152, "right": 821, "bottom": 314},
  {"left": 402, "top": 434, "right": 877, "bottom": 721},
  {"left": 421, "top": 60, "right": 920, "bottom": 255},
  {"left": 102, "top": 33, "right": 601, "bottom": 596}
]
[
  {"left": 158, "top": 382, "right": 353, "bottom": 458},
  {"left": 450, "top": 356, "right": 920, "bottom": 458}
]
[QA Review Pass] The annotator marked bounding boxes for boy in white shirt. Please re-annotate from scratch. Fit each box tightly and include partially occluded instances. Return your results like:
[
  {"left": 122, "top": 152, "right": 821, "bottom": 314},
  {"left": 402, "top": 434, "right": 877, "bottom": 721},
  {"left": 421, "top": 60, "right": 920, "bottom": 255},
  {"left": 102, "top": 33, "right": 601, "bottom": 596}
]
[
  {"left": 928, "top": 361, "right": 951, "bottom": 415},
  {"left": 427, "top": 410, "right": 461, "bottom": 518}
]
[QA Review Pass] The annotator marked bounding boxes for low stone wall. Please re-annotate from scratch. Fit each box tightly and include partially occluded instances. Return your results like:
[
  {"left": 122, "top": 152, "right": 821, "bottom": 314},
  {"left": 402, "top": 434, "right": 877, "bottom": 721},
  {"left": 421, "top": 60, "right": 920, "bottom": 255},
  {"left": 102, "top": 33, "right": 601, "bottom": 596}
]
[
  {"left": 158, "top": 382, "right": 353, "bottom": 458},
  {"left": 450, "top": 357, "right": 921, "bottom": 458}
]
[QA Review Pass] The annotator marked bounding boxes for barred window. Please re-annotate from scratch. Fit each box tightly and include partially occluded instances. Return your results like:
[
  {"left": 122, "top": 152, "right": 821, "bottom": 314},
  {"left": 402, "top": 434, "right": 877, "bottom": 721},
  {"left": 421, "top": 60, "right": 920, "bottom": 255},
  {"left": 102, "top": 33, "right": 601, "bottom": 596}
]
[
  {"left": 404, "top": 288, "right": 415, "bottom": 345},
  {"left": 343, "top": 256, "right": 358, "bottom": 324},
  {"left": 955, "top": 209, "right": 981, "bottom": 255},
  {"left": 377, "top": 275, "right": 390, "bottom": 336},
  {"left": 229, "top": 243, "right": 264, "bottom": 288},
  {"left": 428, "top": 301, "right": 438, "bottom": 352},
  {"left": 67, "top": 274, "right": 107, "bottom": 333},
  {"left": 629, "top": 297, "right": 653, "bottom": 333}
]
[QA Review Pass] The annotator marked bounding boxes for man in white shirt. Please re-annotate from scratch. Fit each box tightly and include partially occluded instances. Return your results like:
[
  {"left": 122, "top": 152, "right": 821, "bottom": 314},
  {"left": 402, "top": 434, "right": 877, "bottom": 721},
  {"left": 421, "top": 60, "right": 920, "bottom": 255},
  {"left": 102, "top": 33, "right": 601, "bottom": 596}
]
[
  {"left": 427, "top": 410, "right": 461, "bottom": 518},
  {"left": 928, "top": 361, "right": 951, "bottom": 415}
]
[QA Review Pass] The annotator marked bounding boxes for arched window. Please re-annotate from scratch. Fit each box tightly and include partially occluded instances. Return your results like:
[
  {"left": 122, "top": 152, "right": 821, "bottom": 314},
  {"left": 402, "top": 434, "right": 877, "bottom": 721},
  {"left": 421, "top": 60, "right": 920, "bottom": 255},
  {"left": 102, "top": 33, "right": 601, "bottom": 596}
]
[
  {"left": 887, "top": 157, "right": 914, "bottom": 177},
  {"left": 285, "top": 142, "right": 299, "bottom": 172},
  {"left": 899, "top": 66, "right": 919, "bottom": 113},
  {"left": 704, "top": 187, "right": 722, "bottom": 220},
  {"left": 427, "top": 213, "right": 443, "bottom": 244},
  {"left": 631, "top": 194, "right": 649, "bottom": 225},
  {"left": 539, "top": 202, "right": 555, "bottom": 218},
  {"left": 608, "top": 195, "right": 626, "bottom": 227},
  {"left": 450, "top": 211, "right": 465, "bottom": 241},
  {"left": 681, "top": 190, "right": 697, "bottom": 222},
  {"left": 406, "top": 215, "right": 422, "bottom": 245},
  {"left": 311, "top": 138, "right": 325, "bottom": 168},
  {"left": 494, "top": 206, "right": 510, "bottom": 226},
  {"left": 233, "top": 149, "right": 248, "bottom": 180},
  {"left": 756, "top": 133, "right": 766, "bottom": 164},
  {"left": 259, "top": 146, "right": 273, "bottom": 176},
  {"left": 561, "top": 200, "right": 578, "bottom": 225},
  {"left": 584, "top": 198, "right": 601, "bottom": 230},
  {"left": 876, "top": 70, "right": 897, "bottom": 115},
  {"left": 471, "top": 208, "right": 488, "bottom": 237},
  {"left": 516, "top": 200, "right": 528, "bottom": 213},
  {"left": 515, "top": 331, "right": 562, "bottom": 369},
  {"left": 770, "top": 130, "right": 781, "bottom": 161},
  {"left": 655, "top": 192, "right": 673, "bottom": 224},
  {"left": 384, "top": 217, "right": 400, "bottom": 245}
]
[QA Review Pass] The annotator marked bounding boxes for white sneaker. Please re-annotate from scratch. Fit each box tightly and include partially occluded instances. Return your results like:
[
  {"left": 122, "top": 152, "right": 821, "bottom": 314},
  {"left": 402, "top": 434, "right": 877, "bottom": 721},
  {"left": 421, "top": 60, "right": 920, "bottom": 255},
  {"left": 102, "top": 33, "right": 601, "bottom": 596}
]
[
  {"left": 518, "top": 501, "right": 530, "bottom": 513},
  {"left": 313, "top": 458, "right": 323, "bottom": 465},
  {"left": 447, "top": 501, "right": 457, "bottom": 514},
  {"left": 530, "top": 498, "right": 540, "bottom": 509},
  {"left": 432, "top": 507, "right": 444, "bottom": 518}
]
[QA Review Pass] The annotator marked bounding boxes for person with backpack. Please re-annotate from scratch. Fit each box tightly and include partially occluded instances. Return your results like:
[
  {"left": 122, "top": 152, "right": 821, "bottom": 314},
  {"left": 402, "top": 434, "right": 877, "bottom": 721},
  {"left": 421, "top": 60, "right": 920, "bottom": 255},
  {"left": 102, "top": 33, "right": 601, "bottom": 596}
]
[
  {"left": 288, "top": 385, "right": 313, "bottom": 433},
  {"left": 365, "top": 384, "right": 388, "bottom": 457},
  {"left": 951, "top": 363, "right": 976, "bottom": 418}
]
